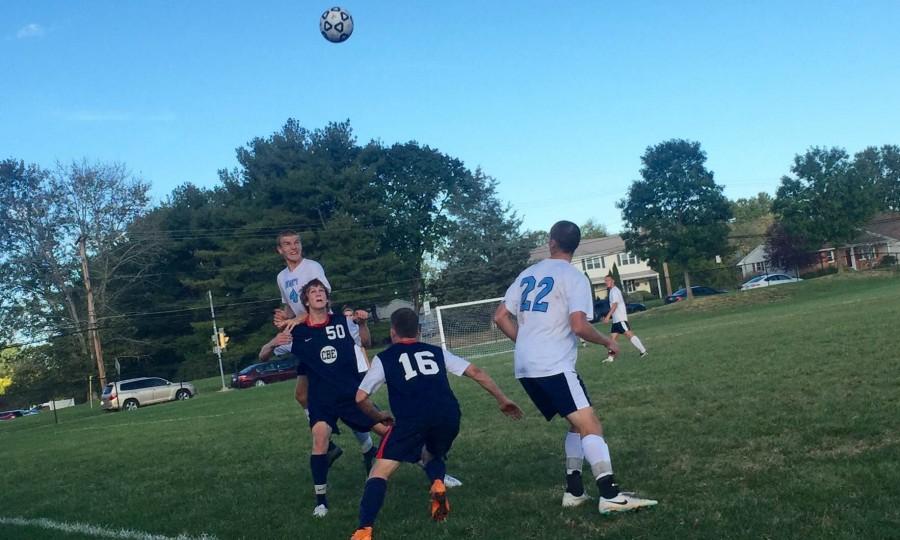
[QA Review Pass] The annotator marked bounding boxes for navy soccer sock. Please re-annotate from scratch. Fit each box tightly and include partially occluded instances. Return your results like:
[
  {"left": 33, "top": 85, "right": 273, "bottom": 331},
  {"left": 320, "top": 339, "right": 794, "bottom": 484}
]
[
  {"left": 310, "top": 454, "right": 329, "bottom": 506},
  {"left": 359, "top": 478, "right": 388, "bottom": 528},
  {"left": 423, "top": 458, "right": 446, "bottom": 483}
]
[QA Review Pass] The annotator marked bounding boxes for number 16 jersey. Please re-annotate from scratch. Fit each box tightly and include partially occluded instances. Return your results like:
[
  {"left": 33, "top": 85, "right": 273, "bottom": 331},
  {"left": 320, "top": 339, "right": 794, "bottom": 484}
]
[{"left": 503, "top": 258, "right": 594, "bottom": 379}]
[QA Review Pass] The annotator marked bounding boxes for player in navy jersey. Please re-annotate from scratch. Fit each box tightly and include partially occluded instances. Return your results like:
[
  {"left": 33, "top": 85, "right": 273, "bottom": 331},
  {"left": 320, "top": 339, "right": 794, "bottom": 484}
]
[
  {"left": 291, "top": 279, "right": 386, "bottom": 519},
  {"left": 349, "top": 308, "right": 523, "bottom": 540},
  {"left": 494, "top": 220, "right": 657, "bottom": 514}
]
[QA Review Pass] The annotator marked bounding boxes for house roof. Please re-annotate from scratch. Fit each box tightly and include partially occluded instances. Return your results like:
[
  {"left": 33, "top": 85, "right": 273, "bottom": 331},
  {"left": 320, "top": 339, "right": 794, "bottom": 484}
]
[
  {"left": 736, "top": 244, "right": 767, "bottom": 266},
  {"left": 862, "top": 212, "right": 900, "bottom": 242},
  {"left": 529, "top": 235, "right": 626, "bottom": 262}
]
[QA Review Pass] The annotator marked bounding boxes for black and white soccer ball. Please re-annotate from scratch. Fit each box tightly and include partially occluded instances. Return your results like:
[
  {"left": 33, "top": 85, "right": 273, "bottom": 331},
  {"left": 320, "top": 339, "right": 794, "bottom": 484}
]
[{"left": 320, "top": 6, "right": 353, "bottom": 43}]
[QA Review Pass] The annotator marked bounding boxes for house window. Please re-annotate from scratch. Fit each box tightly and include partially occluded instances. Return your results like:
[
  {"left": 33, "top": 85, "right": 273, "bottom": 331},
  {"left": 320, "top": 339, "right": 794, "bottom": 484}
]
[
  {"left": 857, "top": 245, "right": 876, "bottom": 261},
  {"left": 823, "top": 250, "right": 835, "bottom": 263},
  {"left": 751, "top": 262, "right": 767, "bottom": 273},
  {"left": 618, "top": 252, "right": 638, "bottom": 266},
  {"left": 584, "top": 256, "right": 605, "bottom": 270},
  {"left": 623, "top": 280, "right": 637, "bottom": 293}
]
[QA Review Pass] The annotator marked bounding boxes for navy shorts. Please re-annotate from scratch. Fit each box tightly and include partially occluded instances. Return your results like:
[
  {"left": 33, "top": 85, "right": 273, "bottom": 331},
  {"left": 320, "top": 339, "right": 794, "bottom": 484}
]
[
  {"left": 610, "top": 321, "right": 631, "bottom": 334},
  {"left": 308, "top": 399, "right": 377, "bottom": 434},
  {"left": 519, "top": 372, "right": 592, "bottom": 421},
  {"left": 376, "top": 410, "right": 461, "bottom": 463}
]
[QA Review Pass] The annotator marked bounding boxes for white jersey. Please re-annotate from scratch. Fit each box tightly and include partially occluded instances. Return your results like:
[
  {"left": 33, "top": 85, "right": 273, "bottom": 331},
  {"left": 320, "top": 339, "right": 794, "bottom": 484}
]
[
  {"left": 502, "top": 258, "right": 594, "bottom": 378},
  {"left": 607, "top": 286, "right": 628, "bottom": 323},
  {"left": 276, "top": 259, "right": 331, "bottom": 317}
]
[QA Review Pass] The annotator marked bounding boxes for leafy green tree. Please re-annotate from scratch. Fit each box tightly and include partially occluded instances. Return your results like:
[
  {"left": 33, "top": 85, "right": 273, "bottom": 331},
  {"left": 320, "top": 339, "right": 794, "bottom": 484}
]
[
  {"left": 618, "top": 140, "right": 732, "bottom": 300},
  {"left": 730, "top": 192, "right": 775, "bottom": 257},
  {"left": 580, "top": 219, "right": 609, "bottom": 239},
  {"left": 773, "top": 147, "right": 879, "bottom": 254},
  {"left": 607, "top": 263, "right": 622, "bottom": 289},
  {"left": 430, "top": 171, "right": 531, "bottom": 304},
  {"left": 853, "top": 145, "right": 900, "bottom": 212}
]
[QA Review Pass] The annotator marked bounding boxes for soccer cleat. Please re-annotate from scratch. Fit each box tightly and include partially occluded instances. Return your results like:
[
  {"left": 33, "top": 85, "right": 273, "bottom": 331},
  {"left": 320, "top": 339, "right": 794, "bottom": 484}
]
[
  {"left": 327, "top": 441, "right": 344, "bottom": 467},
  {"left": 598, "top": 493, "right": 658, "bottom": 514},
  {"left": 639, "top": 351, "right": 648, "bottom": 358},
  {"left": 443, "top": 474, "right": 463, "bottom": 488},
  {"left": 601, "top": 356, "right": 615, "bottom": 363},
  {"left": 312, "top": 504, "right": 329, "bottom": 518},
  {"left": 350, "top": 527, "right": 373, "bottom": 540},
  {"left": 430, "top": 479, "right": 450, "bottom": 521},
  {"left": 562, "top": 491, "right": 591, "bottom": 507}
]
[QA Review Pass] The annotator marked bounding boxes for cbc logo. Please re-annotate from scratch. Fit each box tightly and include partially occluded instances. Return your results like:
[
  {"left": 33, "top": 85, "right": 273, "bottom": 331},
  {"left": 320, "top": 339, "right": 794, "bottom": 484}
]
[{"left": 320, "top": 346, "right": 338, "bottom": 364}]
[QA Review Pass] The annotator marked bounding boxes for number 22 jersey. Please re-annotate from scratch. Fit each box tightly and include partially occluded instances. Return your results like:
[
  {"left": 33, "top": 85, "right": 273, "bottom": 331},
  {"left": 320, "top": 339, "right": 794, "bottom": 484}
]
[{"left": 503, "top": 258, "right": 594, "bottom": 379}]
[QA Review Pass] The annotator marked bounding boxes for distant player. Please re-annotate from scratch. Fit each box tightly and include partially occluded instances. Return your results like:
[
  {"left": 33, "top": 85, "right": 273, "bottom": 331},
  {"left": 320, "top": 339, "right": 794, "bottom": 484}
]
[
  {"left": 493, "top": 220, "right": 657, "bottom": 514},
  {"left": 349, "top": 308, "right": 523, "bottom": 540},
  {"left": 602, "top": 275, "right": 648, "bottom": 362},
  {"left": 291, "top": 279, "right": 385, "bottom": 518}
]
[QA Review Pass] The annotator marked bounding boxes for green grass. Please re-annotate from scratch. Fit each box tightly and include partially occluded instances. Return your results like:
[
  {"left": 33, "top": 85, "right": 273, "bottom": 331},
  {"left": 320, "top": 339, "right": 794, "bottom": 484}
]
[{"left": 2, "top": 273, "right": 900, "bottom": 539}]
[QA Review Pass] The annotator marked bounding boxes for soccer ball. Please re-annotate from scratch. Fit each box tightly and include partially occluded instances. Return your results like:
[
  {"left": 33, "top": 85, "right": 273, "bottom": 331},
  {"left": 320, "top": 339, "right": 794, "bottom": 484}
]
[{"left": 320, "top": 7, "right": 353, "bottom": 43}]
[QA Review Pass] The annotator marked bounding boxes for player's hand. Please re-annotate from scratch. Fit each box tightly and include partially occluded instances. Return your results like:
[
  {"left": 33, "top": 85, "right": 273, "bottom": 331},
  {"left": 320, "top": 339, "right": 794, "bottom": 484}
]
[
  {"left": 602, "top": 316, "right": 610, "bottom": 323},
  {"left": 606, "top": 340, "right": 620, "bottom": 357},
  {"left": 375, "top": 411, "right": 394, "bottom": 427},
  {"left": 353, "top": 309, "right": 369, "bottom": 323},
  {"left": 281, "top": 314, "right": 308, "bottom": 334},
  {"left": 273, "top": 308, "right": 290, "bottom": 328},
  {"left": 273, "top": 332, "right": 292, "bottom": 346},
  {"left": 499, "top": 399, "right": 524, "bottom": 420}
]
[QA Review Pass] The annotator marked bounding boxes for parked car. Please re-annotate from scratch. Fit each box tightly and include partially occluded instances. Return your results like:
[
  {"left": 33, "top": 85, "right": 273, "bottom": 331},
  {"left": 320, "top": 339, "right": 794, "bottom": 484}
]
[
  {"left": 100, "top": 377, "right": 196, "bottom": 411},
  {"left": 589, "top": 299, "right": 647, "bottom": 323},
  {"left": 0, "top": 410, "right": 24, "bottom": 421},
  {"left": 740, "top": 273, "right": 802, "bottom": 291},
  {"left": 231, "top": 357, "right": 297, "bottom": 388},
  {"left": 664, "top": 286, "right": 726, "bottom": 304}
]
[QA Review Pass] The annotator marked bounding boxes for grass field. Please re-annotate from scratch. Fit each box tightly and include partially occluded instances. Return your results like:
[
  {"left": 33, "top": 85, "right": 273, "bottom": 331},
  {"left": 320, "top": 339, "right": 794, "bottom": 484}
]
[{"left": 2, "top": 273, "right": 899, "bottom": 539}]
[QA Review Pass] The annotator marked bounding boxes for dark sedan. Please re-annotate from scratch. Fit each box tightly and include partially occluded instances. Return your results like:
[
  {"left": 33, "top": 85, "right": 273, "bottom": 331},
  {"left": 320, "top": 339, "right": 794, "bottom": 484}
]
[
  {"left": 590, "top": 299, "right": 647, "bottom": 323},
  {"left": 664, "top": 286, "right": 726, "bottom": 304},
  {"left": 231, "top": 357, "right": 297, "bottom": 388}
]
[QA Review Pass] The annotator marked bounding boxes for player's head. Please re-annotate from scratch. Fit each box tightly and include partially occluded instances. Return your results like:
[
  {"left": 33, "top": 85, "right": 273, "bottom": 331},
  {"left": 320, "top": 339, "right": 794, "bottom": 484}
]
[
  {"left": 549, "top": 220, "right": 581, "bottom": 255},
  {"left": 604, "top": 275, "right": 616, "bottom": 288},
  {"left": 276, "top": 231, "right": 302, "bottom": 264},
  {"left": 300, "top": 279, "right": 330, "bottom": 310},
  {"left": 390, "top": 308, "right": 419, "bottom": 342},
  {"left": 341, "top": 305, "right": 353, "bottom": 317}
]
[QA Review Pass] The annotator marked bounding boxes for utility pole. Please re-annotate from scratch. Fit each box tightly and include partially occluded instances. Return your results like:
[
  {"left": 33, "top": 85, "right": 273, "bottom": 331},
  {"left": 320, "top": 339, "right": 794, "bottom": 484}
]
[
  {"left": 208, "top": 291, "right": 227, "bottom": 391},
  {"left": 77, "top": 235, "right": 107, "bottom": 388},
  {"left": 662, "top": 261, "right": 673, "bottom": 297}
]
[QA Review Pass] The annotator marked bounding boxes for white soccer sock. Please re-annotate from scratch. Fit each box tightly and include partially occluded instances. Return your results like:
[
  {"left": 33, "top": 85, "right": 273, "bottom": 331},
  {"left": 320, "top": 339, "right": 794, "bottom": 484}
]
[
  {"left": 354, "top": 431, "right": 374, "bottom": 453},
  {"left": 564, "top": 431, "right": 584, "bottom": 474},
  {"left": 630, "top": 336, "right": 646, "bottom": 354},
  {"left": 581, "top": 434, "right": 613, "bottom": 480}
]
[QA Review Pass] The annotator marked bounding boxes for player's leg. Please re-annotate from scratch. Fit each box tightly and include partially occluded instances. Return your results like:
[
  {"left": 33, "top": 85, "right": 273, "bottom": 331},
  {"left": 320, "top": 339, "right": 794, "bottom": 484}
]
[
  {"left": 562, "top": 427, "right": 590, "bottom": 507},
  {"left": 352, "top": 430, "right": 377, "bottom": 472},
  {"left": 298, "top": 377, "right": 343, "bottom": 466},
  {"left": 416, "top": 446, "right": 463, "bottom": 488},
  {"left": 622, "top": 325, "right": 648, "bottom": 357},
  {"left": 565, "top": 407, "right": 657, "bottom": 513},
  {"left": 342, "top": 406, "right": 388, "bottom": 474},
  {"left": 352, "top": 458, "right": 402, "bottom": 540},
  {"left": 310, "top": 420, "right": 334, "bottom": 517},
  {"left": 421, "top": 413, "right": 460, "bottom": 522}
]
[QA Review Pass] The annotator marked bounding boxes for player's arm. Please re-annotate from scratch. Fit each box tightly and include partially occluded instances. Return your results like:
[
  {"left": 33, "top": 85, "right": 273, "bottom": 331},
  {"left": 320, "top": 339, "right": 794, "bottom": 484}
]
[
  {"left": 603, "top": 302, "right": 617, "bottom": 323},
  {"left": 570, "top": 312, "right": 619, "bottom": 356},
  {"left": 259, "top": 332, "right": 292, "bottom": 361},
  {"left": 355, "top": 357, "right": 393, "bottom": 425},
  {"left": 462, "top": 364, "right": 523, "bottom": 419},
  {"left": 295, "top": 375, "right": 309, "bottom": 409},
  {"left": 352, "top": 310, "right": 372, "bottom": 348},
  {"left": 280, "top": 312, "right": 309, "bottom": 333},
  {"left": 493, "top": 303, "right": 518, "bottom": 342}
]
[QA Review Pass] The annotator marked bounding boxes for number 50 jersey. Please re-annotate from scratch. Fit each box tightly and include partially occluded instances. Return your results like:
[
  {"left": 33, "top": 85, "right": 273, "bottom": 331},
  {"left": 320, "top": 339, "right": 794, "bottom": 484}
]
[
  {"left": 503, "top": 258, "right": 594, "bottom": 379},
  {"left": 291, "top": 314, "right": 364, "bottom": 405},
  {"left": 359, "top": 341, "right": 471, "bottom": 422}
]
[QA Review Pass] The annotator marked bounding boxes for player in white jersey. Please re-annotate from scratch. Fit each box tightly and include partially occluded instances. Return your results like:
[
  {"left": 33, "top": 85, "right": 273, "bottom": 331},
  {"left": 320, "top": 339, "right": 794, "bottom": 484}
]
[
  {"left": 494, "top": 220, "right": 657, "bottom": 514},
  {"left": 602, "top": 275, "right": 647, "bottom": 362},
  {"left": 273, "top": 231, "right": 332, "bottom": 330}
]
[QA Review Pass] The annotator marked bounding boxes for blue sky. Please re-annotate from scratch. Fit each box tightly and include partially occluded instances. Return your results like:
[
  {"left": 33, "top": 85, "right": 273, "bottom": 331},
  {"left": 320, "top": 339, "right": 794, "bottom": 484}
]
[{"left": 3, "top": 1, "right": 899, "bottom": 233}]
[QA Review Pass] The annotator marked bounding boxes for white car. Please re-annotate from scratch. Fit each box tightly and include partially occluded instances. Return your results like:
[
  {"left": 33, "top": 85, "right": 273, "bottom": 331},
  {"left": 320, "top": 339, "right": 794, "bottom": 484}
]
[
  {"left": 740, "top": 273, "right": 802, "bottom": 291},
  {"left": 100, "top": 377, "right": 196, "bottom": 411}
]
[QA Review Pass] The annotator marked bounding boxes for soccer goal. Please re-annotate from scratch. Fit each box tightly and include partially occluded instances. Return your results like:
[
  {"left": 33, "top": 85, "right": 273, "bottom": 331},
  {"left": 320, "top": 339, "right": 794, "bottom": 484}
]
[{"left": 429, "top": 297, "right": 513, "bottom": 359}]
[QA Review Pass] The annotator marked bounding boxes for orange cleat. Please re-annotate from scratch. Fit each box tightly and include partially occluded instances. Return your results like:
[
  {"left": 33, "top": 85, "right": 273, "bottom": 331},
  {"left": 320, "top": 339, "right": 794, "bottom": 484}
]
[
  {"left": 430, "top": 479, "right": 450, "bottom": 522},
  {"left": 350, "top": 526, "right": 373, "bottom": 540}
]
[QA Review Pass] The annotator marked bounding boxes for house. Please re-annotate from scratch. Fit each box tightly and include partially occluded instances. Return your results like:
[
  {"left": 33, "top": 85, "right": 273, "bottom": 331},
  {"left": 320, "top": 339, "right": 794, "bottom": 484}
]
[
  {"left": 529, "top": 235, "right": 661, "bottom": 299},
  {"left": 736, "top": 212, "right": 900, "bottom": 278}
]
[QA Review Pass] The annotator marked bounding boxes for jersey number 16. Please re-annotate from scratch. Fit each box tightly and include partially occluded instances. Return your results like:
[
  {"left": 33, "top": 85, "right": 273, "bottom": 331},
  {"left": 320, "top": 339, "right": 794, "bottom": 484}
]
[{"left": 398, "top": 351, "right": 440, "bottom": 381}]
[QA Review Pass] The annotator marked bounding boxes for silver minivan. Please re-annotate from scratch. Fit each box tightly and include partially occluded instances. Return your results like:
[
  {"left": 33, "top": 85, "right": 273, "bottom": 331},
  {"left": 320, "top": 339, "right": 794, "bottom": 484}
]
[{"left": 100, "top": 377, "right": 196, "bottom": 411}]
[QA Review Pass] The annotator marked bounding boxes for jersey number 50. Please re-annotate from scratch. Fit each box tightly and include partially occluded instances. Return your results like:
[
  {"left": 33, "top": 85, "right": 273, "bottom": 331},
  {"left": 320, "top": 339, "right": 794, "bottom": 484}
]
[
  {"left": 398, "top": 351, "right": 440, "bottom": 381},
  {"left": 520, "top": 276, "right": 554, "bottom": 312},
  {"left": 326, "top": 325, "right": 346, "bottom": 340}
]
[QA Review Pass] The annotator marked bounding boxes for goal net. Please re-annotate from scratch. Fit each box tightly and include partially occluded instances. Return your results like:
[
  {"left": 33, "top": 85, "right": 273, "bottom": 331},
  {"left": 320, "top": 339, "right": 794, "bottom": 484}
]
[{"left": 426, "top": 297, "right": 513, "bottom": 360}]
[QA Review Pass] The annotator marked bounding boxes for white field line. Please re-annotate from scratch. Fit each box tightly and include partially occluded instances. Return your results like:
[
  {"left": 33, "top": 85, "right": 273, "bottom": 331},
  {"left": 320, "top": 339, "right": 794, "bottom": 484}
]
[{"left": 0, "top": 516, "right": 217, "bottom": 540}]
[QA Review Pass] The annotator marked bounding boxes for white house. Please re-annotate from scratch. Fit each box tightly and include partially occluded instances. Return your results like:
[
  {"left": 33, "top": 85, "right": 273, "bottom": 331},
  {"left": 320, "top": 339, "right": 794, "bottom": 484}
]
[{"left": 529, "top": 235, "right": 661, "bottom": 299}]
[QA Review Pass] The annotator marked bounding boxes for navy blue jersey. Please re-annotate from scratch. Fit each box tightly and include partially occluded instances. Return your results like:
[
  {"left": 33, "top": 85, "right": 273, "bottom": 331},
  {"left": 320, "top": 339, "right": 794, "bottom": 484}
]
[
  {"left": 291, "top": 314, "right": 362, "bottom": 406},
  {"left": 359, "top": 341, "right": 471, "bottom": 422}
]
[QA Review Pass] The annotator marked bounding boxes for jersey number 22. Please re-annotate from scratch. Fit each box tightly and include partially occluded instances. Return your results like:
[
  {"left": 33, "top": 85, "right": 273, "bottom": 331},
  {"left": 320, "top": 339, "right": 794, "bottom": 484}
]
[{"left": 520, "top": 276, "right": 554, "bottom": 312}]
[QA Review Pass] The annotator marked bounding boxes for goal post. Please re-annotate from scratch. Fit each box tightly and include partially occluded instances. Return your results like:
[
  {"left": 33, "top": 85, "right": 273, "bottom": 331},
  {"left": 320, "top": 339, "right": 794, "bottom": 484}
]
[{"left": 430, "top": 297, "right": 514, "bottom": 360}]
